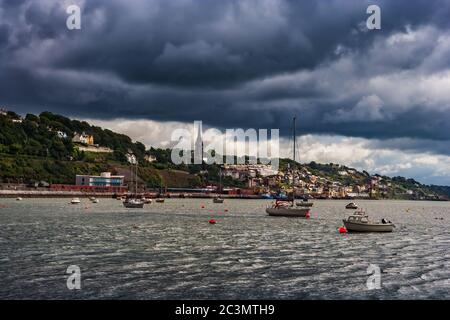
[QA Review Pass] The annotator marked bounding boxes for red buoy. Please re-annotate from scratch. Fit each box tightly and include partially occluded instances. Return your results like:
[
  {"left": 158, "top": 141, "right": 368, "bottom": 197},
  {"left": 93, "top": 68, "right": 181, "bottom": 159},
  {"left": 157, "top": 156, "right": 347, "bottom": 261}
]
[
  {"left": 201, "top": 205, "right": 205, "bottom": 209},
  {"left": 209, "top": 219, "right": 216, "bottom": 224},
  {"left": 224, "top": 209, "right": 228, "bottom": 212},
  {"left": 305, "top": 212, "right": 311, "bottom": 219},
  {"left": 339, "top": 226, "right": 347, "bottom": 234}
]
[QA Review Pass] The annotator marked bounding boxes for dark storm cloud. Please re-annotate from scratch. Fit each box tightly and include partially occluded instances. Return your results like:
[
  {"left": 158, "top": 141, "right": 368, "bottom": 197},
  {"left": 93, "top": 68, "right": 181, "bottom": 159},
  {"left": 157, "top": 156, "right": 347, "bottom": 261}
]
[{"left": 0, "top": 0, "right": 450, "bottom": 157}]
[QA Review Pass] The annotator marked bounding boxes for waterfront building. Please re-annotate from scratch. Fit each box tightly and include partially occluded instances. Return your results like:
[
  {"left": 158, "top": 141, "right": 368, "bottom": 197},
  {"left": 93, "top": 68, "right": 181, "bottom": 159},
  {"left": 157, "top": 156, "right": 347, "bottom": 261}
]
[{"left": 76, "top": 172, "right": 124, "bottom": 187}]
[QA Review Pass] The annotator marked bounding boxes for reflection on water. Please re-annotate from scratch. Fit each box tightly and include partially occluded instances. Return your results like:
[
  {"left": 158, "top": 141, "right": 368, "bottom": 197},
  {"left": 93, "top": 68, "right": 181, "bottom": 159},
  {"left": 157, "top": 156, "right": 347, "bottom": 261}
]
[{"left": 0, "top": 198, "right": 449, "bottom": 299}]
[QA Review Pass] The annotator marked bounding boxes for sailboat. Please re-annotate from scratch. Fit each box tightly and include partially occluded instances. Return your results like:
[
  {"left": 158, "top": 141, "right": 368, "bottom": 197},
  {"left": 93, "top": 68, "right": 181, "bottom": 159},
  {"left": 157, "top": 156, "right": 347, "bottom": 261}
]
[
  {"left": 123, "top": 156, "right": 144, "bottom": 208},
  {"left": 266, "top": 117, "right": 310, "bottom": 217},
  {"left": 213, "top": 168, "right": 224, "bottom": 203}
]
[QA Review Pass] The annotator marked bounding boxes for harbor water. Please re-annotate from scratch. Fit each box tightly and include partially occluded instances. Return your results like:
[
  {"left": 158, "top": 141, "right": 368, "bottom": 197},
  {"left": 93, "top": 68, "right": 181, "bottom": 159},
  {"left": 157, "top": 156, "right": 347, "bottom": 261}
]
[{"left": 0, "top": 198, "right": 449, "bottom": 299}]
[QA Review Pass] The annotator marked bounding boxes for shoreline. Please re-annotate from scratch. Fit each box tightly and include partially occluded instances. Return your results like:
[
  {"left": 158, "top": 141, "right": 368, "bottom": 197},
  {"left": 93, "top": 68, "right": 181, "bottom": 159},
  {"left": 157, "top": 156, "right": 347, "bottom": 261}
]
[{"left": 0, "top": 190, "right": 447, "bottom": 201}]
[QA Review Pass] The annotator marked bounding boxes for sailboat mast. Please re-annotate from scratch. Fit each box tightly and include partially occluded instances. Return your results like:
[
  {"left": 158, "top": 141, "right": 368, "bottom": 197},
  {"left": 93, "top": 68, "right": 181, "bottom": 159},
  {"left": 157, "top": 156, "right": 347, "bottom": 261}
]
[
  {"left": 135, "top": 161, "right": 138, "bottom": 196},
  {"left": 219, "top": 168, "right": 222, "bottom": 194},
  {"left": 293, "top": 117, "right": 296, "bottom": 204}
]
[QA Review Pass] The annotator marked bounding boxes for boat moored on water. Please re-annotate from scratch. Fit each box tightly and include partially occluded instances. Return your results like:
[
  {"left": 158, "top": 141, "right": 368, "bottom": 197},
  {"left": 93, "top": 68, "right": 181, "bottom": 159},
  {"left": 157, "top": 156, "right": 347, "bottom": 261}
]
[
  {"left": 343, "top": 210, "right": 395, "bottom": 232},
  {"left": 266, "top": 200, "right": 310, "bottom": 217},
  {"left": 266, "top": 117, "right": 311, "bottom": 218},
  {"left": 142, "top": 197, "right": 152, "bottom": 204},
  {"left": 155, "top": 198, "right": 165, "bottom": 203},
  {"left": 213, "top": 168, "right": 225, "bottom": 204},
  {"left": 346, "top": 202, "right": 358, "bottom": 209},
  {"left": 70, "top": 198, "right": 81, "bottom": 204},
  {"left": 89, "top": 197, "right": 99, "bottom": 203},
  {"left": 296, "top": 198, "right": 313, "bottom": 207},
  {"left": 123, "top": 198, "right": 144, "bottom": 208},
  {"left": 213, "top": 197, "right": 224, "bottom": 203},
  {"left": 123, "top": 154, "right": 145, "bottom": 209},
  {"left": 16, "top": 197, "right": 23, "bottom": 201}
]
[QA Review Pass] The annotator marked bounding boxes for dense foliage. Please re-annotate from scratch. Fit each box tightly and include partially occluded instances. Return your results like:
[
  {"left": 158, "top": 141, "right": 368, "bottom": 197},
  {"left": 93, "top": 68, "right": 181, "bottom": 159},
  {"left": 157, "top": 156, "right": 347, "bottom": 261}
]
[{"left": 0, "top": 111, "right": 146, "bottom": 162}]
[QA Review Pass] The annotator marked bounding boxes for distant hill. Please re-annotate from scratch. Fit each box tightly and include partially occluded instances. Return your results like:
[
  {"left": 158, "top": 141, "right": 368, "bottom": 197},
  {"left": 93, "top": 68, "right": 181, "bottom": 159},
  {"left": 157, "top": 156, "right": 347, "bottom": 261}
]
[
  {"left": 0, "top": 111, "right": 146, "bottom": 162},
  {"left": 0, "top": 110, "right": 448, "bottom": 196}
]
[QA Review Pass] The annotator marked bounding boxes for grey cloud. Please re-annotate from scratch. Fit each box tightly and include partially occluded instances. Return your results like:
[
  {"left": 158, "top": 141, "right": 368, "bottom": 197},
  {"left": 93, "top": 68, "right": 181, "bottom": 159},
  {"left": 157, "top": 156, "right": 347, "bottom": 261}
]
[{"left": 0, "top": 0, "right": 449, "bottom": 159}]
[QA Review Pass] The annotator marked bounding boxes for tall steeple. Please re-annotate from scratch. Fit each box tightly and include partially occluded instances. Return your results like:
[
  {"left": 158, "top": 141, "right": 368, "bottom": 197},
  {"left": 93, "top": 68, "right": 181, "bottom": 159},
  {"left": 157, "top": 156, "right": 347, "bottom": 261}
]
[{"left": 194, "top": 121, "right": 203, "bottom": 164}]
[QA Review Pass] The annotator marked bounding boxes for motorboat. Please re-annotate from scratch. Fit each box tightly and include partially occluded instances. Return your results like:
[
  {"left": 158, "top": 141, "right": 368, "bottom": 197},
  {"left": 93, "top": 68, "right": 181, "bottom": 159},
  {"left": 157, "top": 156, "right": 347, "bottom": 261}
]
[
  {"left": 343, "top": 210, "right": 395, "bottom": 232},
  {"left": 16, "top": 197, "right": 23, "bottom": 201},
  {"left": 155, "top": 198, "right": 165, "bottom": 203},
  {"left": 346, "top": 202, "right": 358, "bottom": 209},
  {"left": 70, "top": 198, "right": 81, "bottom": 204},
  {"left": 266, "top": 199, "right": 310, "bottom": 217}
]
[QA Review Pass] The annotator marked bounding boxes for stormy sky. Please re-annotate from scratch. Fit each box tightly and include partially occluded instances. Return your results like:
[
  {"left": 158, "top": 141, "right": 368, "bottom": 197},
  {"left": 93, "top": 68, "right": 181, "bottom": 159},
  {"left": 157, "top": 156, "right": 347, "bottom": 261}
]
[{"left": 0, "top": 0, "right": 450, "bottom": 185}]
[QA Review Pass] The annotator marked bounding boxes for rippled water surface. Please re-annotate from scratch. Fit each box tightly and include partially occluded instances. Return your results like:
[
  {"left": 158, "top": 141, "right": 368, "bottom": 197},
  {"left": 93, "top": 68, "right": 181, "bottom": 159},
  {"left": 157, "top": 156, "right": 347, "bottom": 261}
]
[{"left": 0, "top": 198, "right": 449, "bottom": 299}]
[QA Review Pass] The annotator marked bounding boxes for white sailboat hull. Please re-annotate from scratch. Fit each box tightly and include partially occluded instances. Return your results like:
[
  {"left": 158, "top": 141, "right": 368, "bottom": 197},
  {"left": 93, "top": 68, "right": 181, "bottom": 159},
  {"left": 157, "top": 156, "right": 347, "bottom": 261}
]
[
  {"left": 123, "top": 200, "right": 144, "bottom": 208},
  {"left": 343, "top": 219, "right": 394, "bottom": 232},
  {"left": 266, "top": 207, "right": 310, "bottom": 217}
]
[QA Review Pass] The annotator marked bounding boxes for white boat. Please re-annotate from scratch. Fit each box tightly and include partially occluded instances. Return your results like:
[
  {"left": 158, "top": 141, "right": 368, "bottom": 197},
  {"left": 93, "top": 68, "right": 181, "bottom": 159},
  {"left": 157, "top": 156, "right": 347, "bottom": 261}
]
[
  {"left": 91, "top": 198, "right": 99, "bottom": 203},
  {"left": 343, "top": 210, "right": 395, "bottom": 232},
  {"left": 266, "top": 117, "right": 310, "bottom": 218},
  {"left": 70, "top": 198, "right": 81, "bottom": 204},
  {"left": 143, "top": 198, "right": 153, "bottom": 204},
  {"left": 123, "top": 198, "right": 144, "bottom": 208},
  {"left": 16, "top": 197, "right": 23, "bottom": 201}
]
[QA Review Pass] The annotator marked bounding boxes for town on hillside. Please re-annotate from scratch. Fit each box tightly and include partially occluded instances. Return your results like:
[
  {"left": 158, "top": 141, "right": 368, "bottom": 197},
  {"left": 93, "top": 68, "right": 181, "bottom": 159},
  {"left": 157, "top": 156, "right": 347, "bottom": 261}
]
[{"left": 0, "top": 108, "right": 449, "bottom": 200}]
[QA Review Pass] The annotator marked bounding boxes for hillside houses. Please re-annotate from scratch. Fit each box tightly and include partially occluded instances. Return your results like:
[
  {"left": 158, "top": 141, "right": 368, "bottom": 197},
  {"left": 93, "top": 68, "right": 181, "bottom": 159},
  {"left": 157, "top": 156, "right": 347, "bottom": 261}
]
[{"left": 72, "top": 132, "right": 94, "bottom": 145}]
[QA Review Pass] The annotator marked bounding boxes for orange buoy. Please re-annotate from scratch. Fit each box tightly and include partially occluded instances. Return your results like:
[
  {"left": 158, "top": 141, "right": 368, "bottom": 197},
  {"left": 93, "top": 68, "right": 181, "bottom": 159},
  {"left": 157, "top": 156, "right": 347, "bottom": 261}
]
[
  {"left": 209, "top": 219, "right": 216, "bottom": 224},
  {"left": 339, "top": 226, "right": 347, "bottom": 234}
]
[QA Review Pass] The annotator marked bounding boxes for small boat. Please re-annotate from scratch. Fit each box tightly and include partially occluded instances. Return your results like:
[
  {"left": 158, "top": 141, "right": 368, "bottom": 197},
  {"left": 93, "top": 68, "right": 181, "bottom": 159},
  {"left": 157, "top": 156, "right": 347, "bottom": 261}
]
[
  {"left": 123, "top": 198, "right": 144, "bottom": 208},
  {"left": 155, "top": 198, "right": 165, "bottom": 203},
  {"left": 296, "top": 198, "right": 313, "bottom": 207},
  {"left": 213, "top": 168, "right": 225, "bottom": 203},
  {"left": 266, "top": 200, "right": 310, "bottom": 217},
  {"left": 143, "top": 198, "right": 153, "bottom": 204},
  {"left": 70, "top": 198, "right": 81, "bottom": 204},
  {"left": 123, "top": 154, "right": 144, "bottom": 208},
  {"left": 346, "top": 202, "right": 358, "bottom": 209},
  {"left": 266, "top": 117, "right": 310, "bottom": 218},
  {"left": 261, "top": 193, "right": 274, "bottom": 199},
  {"left": 213, "top": 197, "right": 224, "bottom": 203},
  {"left": 89, "top": 197, "right": 99, "bottom": 203},
  {"left": 343, "top": 210, "right": 395, "bottom": 232},
  {"left": 16, "top": 197, "right": 23, "bottom": 201}
]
